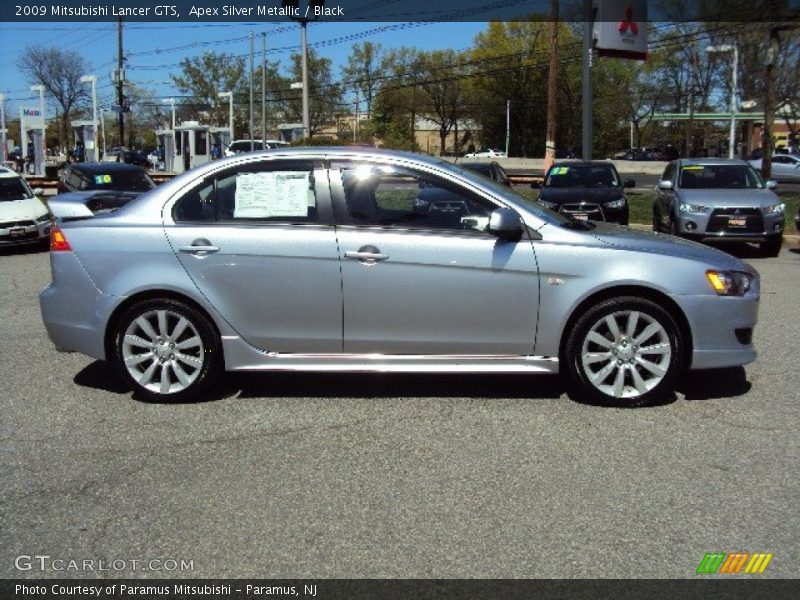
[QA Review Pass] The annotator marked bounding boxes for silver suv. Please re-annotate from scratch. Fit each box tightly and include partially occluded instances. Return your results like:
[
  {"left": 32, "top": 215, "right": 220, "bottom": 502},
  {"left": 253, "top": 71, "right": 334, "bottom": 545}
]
[{"left": 653, "top": 158, "right": 785, "bottom": 256}]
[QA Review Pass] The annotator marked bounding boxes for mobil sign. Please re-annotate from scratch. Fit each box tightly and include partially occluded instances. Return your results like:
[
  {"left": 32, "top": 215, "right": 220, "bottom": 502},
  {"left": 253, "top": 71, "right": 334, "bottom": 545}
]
[{"left": 22, "top": 107, "right": 45, "bottom": 128}]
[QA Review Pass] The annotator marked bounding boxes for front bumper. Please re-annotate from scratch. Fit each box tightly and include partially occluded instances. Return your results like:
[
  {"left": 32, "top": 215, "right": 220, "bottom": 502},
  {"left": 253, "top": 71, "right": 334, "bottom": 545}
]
[
  {"left": 674, "top": 210, "right": 784, "bottom": 243},
  {"left": 675, "top": 292, "right": 759, "bottom": 370},
  {"left": 0, "top": 220, "right": 50, "bottom": 246},
  {"left": 551, "top": 203, "right": 629, "bottom": 225}
]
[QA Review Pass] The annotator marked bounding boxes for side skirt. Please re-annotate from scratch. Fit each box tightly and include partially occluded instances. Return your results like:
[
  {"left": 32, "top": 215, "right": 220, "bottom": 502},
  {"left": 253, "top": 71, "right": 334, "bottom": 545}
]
[{"left": 221, "top": 336, "right": 559, "bottom": 374}]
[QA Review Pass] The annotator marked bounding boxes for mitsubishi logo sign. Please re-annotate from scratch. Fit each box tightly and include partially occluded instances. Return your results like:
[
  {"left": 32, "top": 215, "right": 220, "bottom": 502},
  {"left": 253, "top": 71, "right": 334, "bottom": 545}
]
[
  {"left": 595, "top": 0, "right": 648, "bottom": 61},
  {"left": 618, "top": 3, "right": 639, "bottom": 35}
]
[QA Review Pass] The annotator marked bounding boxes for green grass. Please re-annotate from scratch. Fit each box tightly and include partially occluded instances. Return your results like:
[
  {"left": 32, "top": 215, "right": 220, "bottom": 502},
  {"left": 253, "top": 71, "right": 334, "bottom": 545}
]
[{"left": 515, "top": 188, "right": 800, "bottom": 235}]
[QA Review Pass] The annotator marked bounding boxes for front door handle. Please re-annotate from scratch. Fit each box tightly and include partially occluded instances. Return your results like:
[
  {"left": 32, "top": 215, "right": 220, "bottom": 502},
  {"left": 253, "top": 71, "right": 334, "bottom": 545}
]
[
  {"left": 345, "top": 251, "right": 389, "bottom": 262},
  {"left": 344, "top": 245, "right": 388, "bottom": 263},
  {"left": 178, "top": 238, "right": 219, "bottom": 255}
]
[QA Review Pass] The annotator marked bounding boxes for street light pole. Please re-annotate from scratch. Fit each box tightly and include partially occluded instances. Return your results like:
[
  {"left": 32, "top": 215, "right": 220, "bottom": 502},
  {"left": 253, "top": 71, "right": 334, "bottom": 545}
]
[
  {"left": 30, "top": 84, "right": 45, "bottom": 175},
  {"left": 218, "top": 91, "right": 234, "bottom": 142},
  {"left": 0, "top": 93, "right": 6, "bottom": 163},
  {"left": 300, "top": 20, "right": 310, "bottom": 140},
  {"left": 707, "top": 44, "right": 738, "bottom": 158},
  {"left": 80, "top": 75, "right": 98, "bottom": 161}
]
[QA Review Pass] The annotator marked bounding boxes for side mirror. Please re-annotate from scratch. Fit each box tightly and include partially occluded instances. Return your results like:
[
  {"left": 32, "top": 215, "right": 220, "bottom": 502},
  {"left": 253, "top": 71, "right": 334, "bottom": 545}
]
[
  {"left": 488, "top": 207, "right": 523, "bottom": 241},
  {"left": 530, "top": 180, "right": 541, "bottom": 189},
  {"left": 33, "top": 187, "right": 44, "bottom": 196},
  {"left": 657, "top": 180, "right": 674, "bottom": 191},
  {"left": 624, "top": 179, "right": 636, "bottom": 188},
  {"left": 765, "top": 180, "right": 778, "bottom": 190}
]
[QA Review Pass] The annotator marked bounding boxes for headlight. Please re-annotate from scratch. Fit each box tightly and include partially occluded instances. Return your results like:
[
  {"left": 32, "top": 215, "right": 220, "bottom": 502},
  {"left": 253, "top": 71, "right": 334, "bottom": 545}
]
[
  {"left": 679, "top": 202, "right": 707, "bottom": 215},
  {"left": 604, "top": 198, "right": 626, "bottom": 209},
  {"left": 538, "top": 199, "right": 559, "bottom": 211},
  {"left": 36, "top": 212, "right": 52, "bottom": 223},
  {"left": 706, "top": 270, "right": 755, "bottom": 296},
  {"left": 763, "top": 203, "right": 785, "bottom": 215}
]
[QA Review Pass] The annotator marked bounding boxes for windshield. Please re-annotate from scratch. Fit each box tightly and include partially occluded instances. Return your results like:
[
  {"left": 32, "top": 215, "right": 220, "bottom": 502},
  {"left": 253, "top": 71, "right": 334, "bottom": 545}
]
[
  {"left": 0, "top": 176, "right": 34, "bottom": 201},
  {"left": 545, "top": 164, "right": 620, "bottom": 188},
  {"left": 679, "top": 164, "right": 763, "bottom": 189},
  {"left": 84, "top": 171, "right": 155, "bottom": 192}
]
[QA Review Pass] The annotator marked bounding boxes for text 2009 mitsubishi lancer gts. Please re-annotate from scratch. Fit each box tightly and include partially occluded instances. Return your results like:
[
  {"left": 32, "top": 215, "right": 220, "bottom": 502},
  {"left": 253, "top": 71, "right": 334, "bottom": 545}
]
[{"left": 40, "top": 148, "right": 759, "bottom": 406}]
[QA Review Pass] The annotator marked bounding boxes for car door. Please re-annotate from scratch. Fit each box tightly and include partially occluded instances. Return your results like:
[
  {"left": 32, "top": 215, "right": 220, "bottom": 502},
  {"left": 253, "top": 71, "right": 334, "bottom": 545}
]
[
  {"left": 329, "top": 160, "right": 539, "bottom": 355},
  {"left": 163, "top": 158, "right": 343, "bottom": 353}
]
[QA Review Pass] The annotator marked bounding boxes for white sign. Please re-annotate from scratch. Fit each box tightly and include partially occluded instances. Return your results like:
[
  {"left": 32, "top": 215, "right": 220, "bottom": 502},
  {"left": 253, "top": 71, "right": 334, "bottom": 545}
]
[
  {"left": 22, "top": 107, "right": 45, "bottom": 129},
  {"left": 594, "top": 0, "right": 648, "bottom": 61},
  {"left": 233, "top": 171, "right": 313, "bottom": 219}
]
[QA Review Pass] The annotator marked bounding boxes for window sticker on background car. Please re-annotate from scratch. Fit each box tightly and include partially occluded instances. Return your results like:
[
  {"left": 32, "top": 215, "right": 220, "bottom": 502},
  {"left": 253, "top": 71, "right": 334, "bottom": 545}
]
[
  {"left": 681, "top": 165, "right": 704, "bottom": 170},
  {"left": 233, "top": 171, "right": 312, "bottom": 219},
  {"left": 550, "top": 166, "right": 570, "bottom": 175},
  {"left": 93, "top": 174, "right": 112, "bottom": 185}
]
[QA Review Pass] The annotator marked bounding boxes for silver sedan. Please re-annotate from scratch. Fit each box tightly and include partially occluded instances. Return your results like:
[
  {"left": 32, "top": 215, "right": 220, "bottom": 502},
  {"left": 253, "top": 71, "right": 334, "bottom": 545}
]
[{"left": 40, "top": 148, "right": 760, "bottom": 407}]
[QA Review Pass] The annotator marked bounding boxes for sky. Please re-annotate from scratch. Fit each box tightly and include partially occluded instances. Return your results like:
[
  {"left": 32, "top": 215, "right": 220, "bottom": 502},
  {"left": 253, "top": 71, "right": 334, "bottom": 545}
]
[{"left": 0, "top": 21, "right": 488, "bottom": 119}]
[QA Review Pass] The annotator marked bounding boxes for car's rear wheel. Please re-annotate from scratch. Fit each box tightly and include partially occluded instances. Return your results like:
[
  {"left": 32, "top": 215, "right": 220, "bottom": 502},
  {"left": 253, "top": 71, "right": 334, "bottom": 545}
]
[
  {"left": 759, "top": 238, "right": 782, "bottom": 257},
  {"left": 563, "top": 297, "right": 684, "bottom": 407},
  {"left": 652, "top": 207, "right": 660, "bottom": 232},
  {"left": 113, "top": 298, "right": 222, "bottom": 402}
]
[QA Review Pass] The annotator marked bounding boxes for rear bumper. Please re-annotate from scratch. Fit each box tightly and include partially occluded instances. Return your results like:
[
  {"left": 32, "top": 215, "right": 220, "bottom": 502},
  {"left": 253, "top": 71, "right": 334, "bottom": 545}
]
[{"left": 39, "top": 252, "right": 119, "bottom": 361}]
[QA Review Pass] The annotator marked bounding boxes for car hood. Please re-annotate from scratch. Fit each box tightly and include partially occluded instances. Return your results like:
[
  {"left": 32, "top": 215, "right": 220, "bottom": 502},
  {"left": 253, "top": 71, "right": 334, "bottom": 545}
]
[
  {"left": 0, "top": 197, "right": 49, "bottom": 221},
  {"left": 540, "top": 187, "right": 624, "bottom": 204},
  {"left": 676, "top": 188, "right": 779, "bottom": 207},
  {"left": 585, "top": 222, "right": 750, "bottom": 270}
]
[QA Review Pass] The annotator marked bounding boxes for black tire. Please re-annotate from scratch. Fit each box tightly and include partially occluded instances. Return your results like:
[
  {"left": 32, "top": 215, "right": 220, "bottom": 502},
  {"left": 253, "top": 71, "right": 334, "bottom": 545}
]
[
  {"left": 562, "top": 296, "right": 685, "bottom": 407},
  {"left": 112, "top": 298, "right": 222, "bottom": 402},
  {"left": 669, "top": 216, "right": 679, "bottom": 237},
  {"left": 652, "top": 207, "right": 660, "bottom": 232},
  {"left": 759, "top": 238, "right": 782, "bottom": 257}
]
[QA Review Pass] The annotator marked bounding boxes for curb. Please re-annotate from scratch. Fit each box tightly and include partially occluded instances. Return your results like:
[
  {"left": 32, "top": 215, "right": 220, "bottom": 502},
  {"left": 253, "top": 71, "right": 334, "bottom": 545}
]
[{"left": 627, "top": 223, "right": 800, "bottom": 242}]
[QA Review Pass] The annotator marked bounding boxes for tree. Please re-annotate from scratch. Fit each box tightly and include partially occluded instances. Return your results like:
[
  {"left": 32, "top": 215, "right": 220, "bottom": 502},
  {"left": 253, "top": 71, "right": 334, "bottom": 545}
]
[
  {"left": 341, "top": 41, "right": 384, "bottom": 119},
  {"left": 171, "top": 51, "right": 248, "bottom": 133},
  {"left": 284, "top": 49, "right": 342, "bottom": 138},
  {"left": 17, "top": 46, "right": 90, "bottom": 148}
]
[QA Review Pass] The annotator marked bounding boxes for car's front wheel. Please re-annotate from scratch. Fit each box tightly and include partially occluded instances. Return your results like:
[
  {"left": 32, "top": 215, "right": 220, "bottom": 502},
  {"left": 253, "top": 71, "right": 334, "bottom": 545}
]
[
  {"left": 563, "top": 297, "right": 685, "bottom": 407},
  {"left": 112, "top": 298, "right": 222, "bottom": 402}
]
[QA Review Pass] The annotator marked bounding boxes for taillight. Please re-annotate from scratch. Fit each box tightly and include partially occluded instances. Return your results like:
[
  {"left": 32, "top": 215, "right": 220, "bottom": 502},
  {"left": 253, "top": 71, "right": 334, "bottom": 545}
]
[{"left": 50, "top": 226, "right": 72, "bottom": 252}]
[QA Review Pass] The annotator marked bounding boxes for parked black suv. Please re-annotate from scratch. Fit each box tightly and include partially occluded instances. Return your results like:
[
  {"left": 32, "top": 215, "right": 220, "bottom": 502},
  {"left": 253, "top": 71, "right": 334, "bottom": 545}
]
[{"left": 533, "top": 161, "right": 634, "bottom": 225}]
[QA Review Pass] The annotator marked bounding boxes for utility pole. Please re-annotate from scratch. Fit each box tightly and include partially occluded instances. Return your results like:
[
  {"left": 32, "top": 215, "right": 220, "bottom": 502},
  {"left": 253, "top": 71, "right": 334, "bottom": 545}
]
[
  {"left": 581, "top": 0, "right": 594, "bottom": 161},
  {"left": 544, "top": 0, "right": 558, "bottom": 171},
  {"left": 685, "top": 39, "right": 696, "bottom": 158},
  {"left": 505, "top": 100, "right": 511, "bottom": 157},
  {"left": 117, "top": 17, "right": 125, "bottom": 148},
  {"left": 354, "top": 93, "right": 359, "bottom": 142},
  {"left": 249, "top": 31, "right": 254, "bottom": 150},
  {"left": 261, "top": 32, "right": 267, "bottom": 142},
  {"left": 300, "top": 20, "right": 310, "bottom": 140}
]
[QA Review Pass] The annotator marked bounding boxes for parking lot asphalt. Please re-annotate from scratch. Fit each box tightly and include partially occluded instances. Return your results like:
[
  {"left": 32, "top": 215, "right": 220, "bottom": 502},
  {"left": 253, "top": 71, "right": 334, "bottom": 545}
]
[{"left": 1, "top": 242, "right": 798, "bottom": 579}]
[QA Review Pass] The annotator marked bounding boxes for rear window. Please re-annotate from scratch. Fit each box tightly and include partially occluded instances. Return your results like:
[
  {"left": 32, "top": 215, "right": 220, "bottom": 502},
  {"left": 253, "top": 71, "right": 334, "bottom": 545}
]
[
  {"left": 0, "top": 176, "right": 33, "bottom": 201},
  {"left": 679, "top": 165, "right": 763, "bottom": 189},
  {"left": 83, "top": 170, "right": 155, "bottom": 192}
]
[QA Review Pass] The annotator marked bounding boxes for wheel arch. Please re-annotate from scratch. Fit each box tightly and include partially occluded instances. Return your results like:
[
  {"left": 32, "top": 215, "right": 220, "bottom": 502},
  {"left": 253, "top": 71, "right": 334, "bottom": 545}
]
[
  {"left": 558, "top": 285, "right": 693, "bottom": 369},
  {"left": 103, "top": 289, "right": 223, "bottom": 362}
]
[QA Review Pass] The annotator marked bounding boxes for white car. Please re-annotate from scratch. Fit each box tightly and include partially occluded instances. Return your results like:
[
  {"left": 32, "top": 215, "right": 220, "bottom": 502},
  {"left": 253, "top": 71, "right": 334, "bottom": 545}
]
[
  {"left": 0, "top": 167, "right": 51, "bottom": 247},
  {"left": 463, "top": 147, "right": 507, "bottom": 159},
  {"left": 748, "top": 154, "right": 800, "bottom": 182}
]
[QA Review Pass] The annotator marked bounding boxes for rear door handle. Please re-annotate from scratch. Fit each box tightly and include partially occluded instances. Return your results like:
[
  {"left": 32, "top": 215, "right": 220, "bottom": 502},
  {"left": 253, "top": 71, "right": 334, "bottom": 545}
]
[{"left": 178, "top": 238, "right": 219, "bottom": 255}]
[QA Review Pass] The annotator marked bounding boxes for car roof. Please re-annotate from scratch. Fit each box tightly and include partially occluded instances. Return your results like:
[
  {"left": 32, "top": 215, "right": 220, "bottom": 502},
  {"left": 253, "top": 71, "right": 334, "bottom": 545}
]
[
  {"left": 678, "top": 158, "right": 746, "bottom": 166},
  {"left": 459, "top": 161, "right": 496, "bottom": 168},
  {"left": 0, "top": 166, "right": 22, "bottom": 178},
  {"left": 68, "top": 162, "right": 147, "bottom": 173},
  {"left": 550, "top": 160, "right": 615, "bottom": 167}
]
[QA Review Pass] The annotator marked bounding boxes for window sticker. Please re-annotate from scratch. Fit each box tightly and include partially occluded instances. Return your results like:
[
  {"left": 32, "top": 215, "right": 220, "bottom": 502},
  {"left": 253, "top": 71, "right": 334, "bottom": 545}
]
[
  {"left": 550, "top": 166, "right": 570, "bottom": 175},
  {"left": 233, "top": 171, "right": 312, "bottom": 219},
  {"left": 93, "top": 174, "right": 112, "bottom": 185},
  {"left": 681, "top": 165, "right": 705, "bottom": 170}
]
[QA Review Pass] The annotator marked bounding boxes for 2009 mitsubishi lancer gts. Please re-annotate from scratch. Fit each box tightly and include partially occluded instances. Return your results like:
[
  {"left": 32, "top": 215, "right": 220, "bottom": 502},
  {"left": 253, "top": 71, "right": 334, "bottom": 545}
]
[{"left": 40, "top": 148, "right": 759, "bottom": 406}]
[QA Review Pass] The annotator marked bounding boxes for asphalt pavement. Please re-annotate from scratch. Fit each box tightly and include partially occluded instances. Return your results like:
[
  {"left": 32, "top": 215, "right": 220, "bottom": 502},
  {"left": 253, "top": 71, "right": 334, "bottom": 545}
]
[{"left": 1, "top": 243, "right": 798, "bottom": 579}]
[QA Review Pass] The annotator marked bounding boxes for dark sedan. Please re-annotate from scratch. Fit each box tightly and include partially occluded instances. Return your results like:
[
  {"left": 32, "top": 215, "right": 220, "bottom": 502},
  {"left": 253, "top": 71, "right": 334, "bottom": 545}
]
[
  {"left": 458, "top": 161, "right": 512, "bottom": 186},
  {"left": 533, "top": 161, "right": 634, "bottom": 225},
  {"left": 56, "top": 163, "right": 156, "bottom": 214}
]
